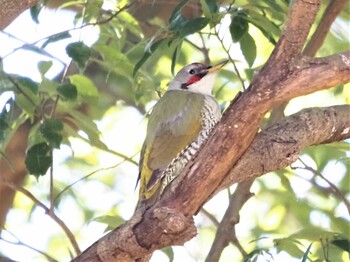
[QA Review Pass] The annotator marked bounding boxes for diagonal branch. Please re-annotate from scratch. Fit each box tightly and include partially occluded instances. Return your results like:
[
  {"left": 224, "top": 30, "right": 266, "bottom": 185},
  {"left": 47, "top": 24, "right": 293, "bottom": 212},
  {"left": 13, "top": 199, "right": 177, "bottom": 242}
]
[
  {"left": 217, "top": 105, "right": 350, "bottom": 192},
  {"left": 73, "top": 0, "right": 350, "bottom": 260},
  {"left": 205, "top": 180, "right": 254, "bottom": 262},
  {"left": 74, "top": 104, "right": 350, "bottom": 261},
  {"left": 0, "top": 0, "right": 39, "bottom": 29},
  {"left": 303, "top": 0, "right": 348, "bottom": 57}
]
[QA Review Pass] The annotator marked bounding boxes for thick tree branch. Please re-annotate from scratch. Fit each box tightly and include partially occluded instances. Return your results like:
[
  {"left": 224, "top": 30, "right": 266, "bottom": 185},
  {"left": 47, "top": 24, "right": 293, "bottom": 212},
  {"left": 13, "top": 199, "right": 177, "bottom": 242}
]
[
  {"left": 267, "top": 0, "right": 347, "bottom": 142},
  {"left": 72, "top": 0, "right": 350, "bottom": 260},
  {"left": 74, "top": 105, "right": 350, "bottom": 261},
  {"left": 0, "top": 0, "right": 39, "bottom": 30},
  {"left": 217, "top": 105, "right": 350, "bottom": 191}
]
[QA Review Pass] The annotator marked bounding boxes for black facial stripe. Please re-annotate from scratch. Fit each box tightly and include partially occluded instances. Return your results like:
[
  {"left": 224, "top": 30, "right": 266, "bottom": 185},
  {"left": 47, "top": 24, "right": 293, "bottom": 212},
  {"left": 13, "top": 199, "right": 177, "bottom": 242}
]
[
  {"left": 197, "top": 71, "right": 208, "bottom": 78},
  {"left": 181, "top": 83, "right": 189, "bottom": 89}
]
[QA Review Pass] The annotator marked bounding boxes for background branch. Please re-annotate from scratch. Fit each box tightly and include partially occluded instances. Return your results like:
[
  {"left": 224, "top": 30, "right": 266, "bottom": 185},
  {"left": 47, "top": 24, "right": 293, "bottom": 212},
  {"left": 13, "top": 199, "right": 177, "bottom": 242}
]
[
  {"left": 303, "top": 0, "right": 348, "bottom": 57},
  {"left": 217, "top": 105, "right": 350, "bottom": 192},
  {"left": 205, "top": 180, "right": 253, "bottom": 261}
]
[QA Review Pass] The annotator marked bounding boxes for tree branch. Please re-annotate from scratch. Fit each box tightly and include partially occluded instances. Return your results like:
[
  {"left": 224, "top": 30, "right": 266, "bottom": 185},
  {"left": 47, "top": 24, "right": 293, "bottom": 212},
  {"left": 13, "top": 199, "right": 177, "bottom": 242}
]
[
  {"left": 0, "top": 0, "right": 39, "bottom": 30},
  {"left": 73, "top": 105, "right": 350, "bottom": 261},
  {"left": 205, "top": 180, "right": 253, "bottom": 262},
  {"left": 73, "top": 0, "right": 350, "bottom": 260},
  {"left": 303, "top": 0, "right": 348, "bottom": 57},
  {"left": 217, "top": 105, "right": 350, "bottom": 192}
]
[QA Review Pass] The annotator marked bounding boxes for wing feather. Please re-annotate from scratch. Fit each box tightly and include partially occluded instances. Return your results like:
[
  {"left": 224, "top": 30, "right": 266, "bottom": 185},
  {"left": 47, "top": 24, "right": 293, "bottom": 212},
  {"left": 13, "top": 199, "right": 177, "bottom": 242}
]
[{"left": 139, "top": 91, "right": 204, "bottom": 198}]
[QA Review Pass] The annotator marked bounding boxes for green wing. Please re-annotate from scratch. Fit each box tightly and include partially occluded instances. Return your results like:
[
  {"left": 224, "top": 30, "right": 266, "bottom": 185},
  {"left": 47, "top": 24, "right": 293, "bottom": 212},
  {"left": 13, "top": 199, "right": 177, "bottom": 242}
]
[{"left": 139, "top": 91, "right": 204, "bottom": 199}]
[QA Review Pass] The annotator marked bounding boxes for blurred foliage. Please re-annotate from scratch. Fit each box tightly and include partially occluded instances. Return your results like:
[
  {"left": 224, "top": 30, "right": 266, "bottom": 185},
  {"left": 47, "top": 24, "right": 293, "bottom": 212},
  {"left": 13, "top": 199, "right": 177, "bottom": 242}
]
[{"left": 0, "top": 0, "right": 349, "bottom": 261}]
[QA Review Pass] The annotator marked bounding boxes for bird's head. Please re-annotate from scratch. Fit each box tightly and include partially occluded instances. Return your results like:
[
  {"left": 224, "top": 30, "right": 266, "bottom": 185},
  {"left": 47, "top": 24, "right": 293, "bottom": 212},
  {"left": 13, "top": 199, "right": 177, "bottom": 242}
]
[{"left": 168, "top": 60, "right": 228, "bottom": 95}]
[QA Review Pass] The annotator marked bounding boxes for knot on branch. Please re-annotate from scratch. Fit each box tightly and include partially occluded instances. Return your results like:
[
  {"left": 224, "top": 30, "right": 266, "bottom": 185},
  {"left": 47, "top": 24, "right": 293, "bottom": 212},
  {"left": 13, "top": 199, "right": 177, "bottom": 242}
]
[
  {"left": 134, "top": 207, "right": 196, "bottom": 249},
  {"left": 97, "top": 210, "right": 147, "bottom": 261},
  {"left": 153, "top": 207, "right": 188, "bottom": 234}
]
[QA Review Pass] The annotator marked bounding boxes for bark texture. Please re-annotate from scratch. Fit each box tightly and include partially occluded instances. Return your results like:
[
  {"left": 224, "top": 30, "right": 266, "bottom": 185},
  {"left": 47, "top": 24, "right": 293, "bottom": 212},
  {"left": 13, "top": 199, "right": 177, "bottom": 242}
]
[
  {"left": 72, "top": 0, "right": 350, "bottom": 261},
  {"left": 0, "top": 0, "right": 39, "bottom": 29}
]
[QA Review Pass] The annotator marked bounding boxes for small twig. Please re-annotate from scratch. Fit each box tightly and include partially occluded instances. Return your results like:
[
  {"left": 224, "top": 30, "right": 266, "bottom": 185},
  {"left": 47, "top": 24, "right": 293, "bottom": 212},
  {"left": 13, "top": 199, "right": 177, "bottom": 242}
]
[
  {"left": 2, "top": 3, "right": 134, "bottom": 60},
  {"left": 199, "top": 33, "right": 210, "bottom": 64},
  {"left": 1, "top": 229, "right": 58, "bottom": 262},
  {"left": 303, "top": 0, "right": 348, "bottom": 57},
  {"left": 320, "top": 237, "right": 330, "bottom": 262},
  {"left": 214, "top": 29, "right": 246, "bottom": 90},
  {"left": 49, "top": 151, "right": 54, "bottom": 213},
  {"left": 6, "top": 75, "right": 37, "bottom": 108},
  {"left": 54, "top": 153, "right": 138, "bottom": 203},
  {"left": 293, "top": 158, "right": 350, "bottom": 215},
  {"left": 92, "top": 3, "right": 135, "bottom": 26},
  {"left": 230, "top": 225, "right": 247, "bottom": 257},
  {"left": 200, "top": 207, "right": 219, "bottom": 227},
  {"left": 0, "top": 179, "right": 81, "bottom": 255},
  {"left": 205, "top": 180, "right": 254, "bottom": 261}
]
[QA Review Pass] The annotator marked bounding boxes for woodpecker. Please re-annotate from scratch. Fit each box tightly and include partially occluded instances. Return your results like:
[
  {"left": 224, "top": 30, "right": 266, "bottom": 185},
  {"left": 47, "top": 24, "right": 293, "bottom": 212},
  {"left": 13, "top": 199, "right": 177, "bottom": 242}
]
[{"left": 137, "top": 60, "right": 228, "bottom": 207}]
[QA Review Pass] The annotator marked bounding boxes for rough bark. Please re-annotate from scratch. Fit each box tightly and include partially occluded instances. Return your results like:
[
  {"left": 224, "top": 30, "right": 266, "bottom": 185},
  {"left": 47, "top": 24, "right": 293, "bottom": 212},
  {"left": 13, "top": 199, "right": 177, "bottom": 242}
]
[
  {"left": 73, "top": 0, "right": 350, "bottom": 260},
  {"left": 1, "top": 0, "right": 349, "bottom": 260},
  {"left": 217, "top": 105, "right": 350, "bottom": 192},
  {"left": 0, "top": 0, "right": 202, "bottom": 232},
  {"left": 0, "top": 0, "right": 39, "bottom": 29},
  {"left": 0, "top": 120, "right": 30, "bottom": 230},
  {"left": 73, "top": 104, "right": 350, "bottom": 262}
]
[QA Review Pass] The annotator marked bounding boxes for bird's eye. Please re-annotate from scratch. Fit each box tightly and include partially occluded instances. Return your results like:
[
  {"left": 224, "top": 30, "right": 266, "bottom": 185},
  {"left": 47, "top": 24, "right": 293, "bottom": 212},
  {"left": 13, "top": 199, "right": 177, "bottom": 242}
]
[{"left": 189, "top": 69, "right": 196, "bottom": 75}]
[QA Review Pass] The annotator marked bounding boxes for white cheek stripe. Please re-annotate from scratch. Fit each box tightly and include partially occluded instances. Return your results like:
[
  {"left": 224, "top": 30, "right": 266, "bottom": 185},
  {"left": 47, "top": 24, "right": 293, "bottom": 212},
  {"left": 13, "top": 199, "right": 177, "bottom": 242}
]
[{"left": 187, "top": 73, "right": 217, "bottom": 96}]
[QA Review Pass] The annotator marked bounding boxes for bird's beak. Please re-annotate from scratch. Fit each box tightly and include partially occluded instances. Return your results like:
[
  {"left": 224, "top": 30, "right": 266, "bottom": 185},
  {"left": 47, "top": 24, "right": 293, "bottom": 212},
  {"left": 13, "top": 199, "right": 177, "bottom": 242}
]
[{"left": 207, "top": 60, "right": 229, "bottom": 74}]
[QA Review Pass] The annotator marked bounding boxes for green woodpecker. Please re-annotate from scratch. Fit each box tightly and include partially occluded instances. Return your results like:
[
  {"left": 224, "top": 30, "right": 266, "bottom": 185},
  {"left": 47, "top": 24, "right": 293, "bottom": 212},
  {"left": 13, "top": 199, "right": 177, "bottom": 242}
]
[{"left": 137, "top": 60, "right": 228, "bottom": 207}]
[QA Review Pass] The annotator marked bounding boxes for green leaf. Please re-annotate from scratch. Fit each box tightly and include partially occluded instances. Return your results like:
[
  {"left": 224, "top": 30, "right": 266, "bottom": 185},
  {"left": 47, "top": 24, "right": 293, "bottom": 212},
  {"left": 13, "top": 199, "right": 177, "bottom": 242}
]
[
  {"left": 59, "top": 0, "right": 85, "bottom": 9},
  {"left": 246, "top": 10, "right": 281, "bottom": 38},
  {"left": 169, "top": 0, "right": 190, "bottom": 27},
  {"left": 133, "top": 39, "right": 165, "bottom": 76},
  {"left": 0, "top": 118, "right": 9, "bottom": 131},
  {"left": 66, "top": 42, "right": 91, "bottom": 70},
  {"left": 0, "top": 107, "right": 10, "bottom": 140},
  {"left": 68, "top": 74, "right": 98, "bottom": 104},
  {"left": 92, "top": 215, "right": 124, "bottom": 232},
  {"left": 84, "top": 0, "right": 103, "bottom": 22},
  {"left": 171, "top": 42, "right": 182, "bottom": 76},
  {"left": 16, "top": 76, "right": 38, "bottom": 94},
  {"left": 179, "top": 17, "right": 209, "bottom": 37},
  {"left": 25, "top": 142, "right": 52, "bottom": 176},
  {"left": 200, "top": 0, "right": 218, "bottom": 17},
  {"left": 301, "top": 242, "right": 313, "bottom": 262},
  {"left": 162, "top": 247, "right": 174, "bottom": 261},
  {"left": 22, "top": 44, "right": 55, "bottom": 58},
  {"left": 28, "top": 122, "right": 45, "bottom": 146},
  {"left": 40, "top": 119, "right": 64, "bottom": 149},
  {"left": 57, "top": 83, "right": 78, "bottom": 100},
  {"left": 38, "top": 61, "right": 53, "bottom": 78},
  {"left": 304, "top": 144, "right": 346, "bottom": 171},
  {"left": 15, "top": 94, "right": 36, "bottom": 119},
  {"left": 169, "top": 14, "right": 187, "bottom": 32},
  {"left": 118, "top": 12, "right": 142, "bottom": 39},
  {"left": 331, "top": 239, "right": 350, "bottom": 253},
  {"left": 240, "top": 33, "right": 257, "bottom": 67},
  {"left": 290, "top": 228, "right": 336, "bottom": 241},
  {"left": 30, "top": 3, "right": 43, "bottom": 24},
  {"left": 274, "top": 238, "right": 304, "bottom": 258},
  {"left": 41, "top": 31, "right": 71, "bottom": 49},
  {"left": 39, "top": 79, "right": 59, "bottom": 96},
  {"left": 229, "top": 10, "right": 249, "bottom": 43},
  {"left": 244, "top": 248, "right": 269, "bottom": 261},
  {"left": 68, "top": 110, "right": 107, "bottom": 150},
  {"left": 12, "top": 76, "right": 40, "bottom": 112}
]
